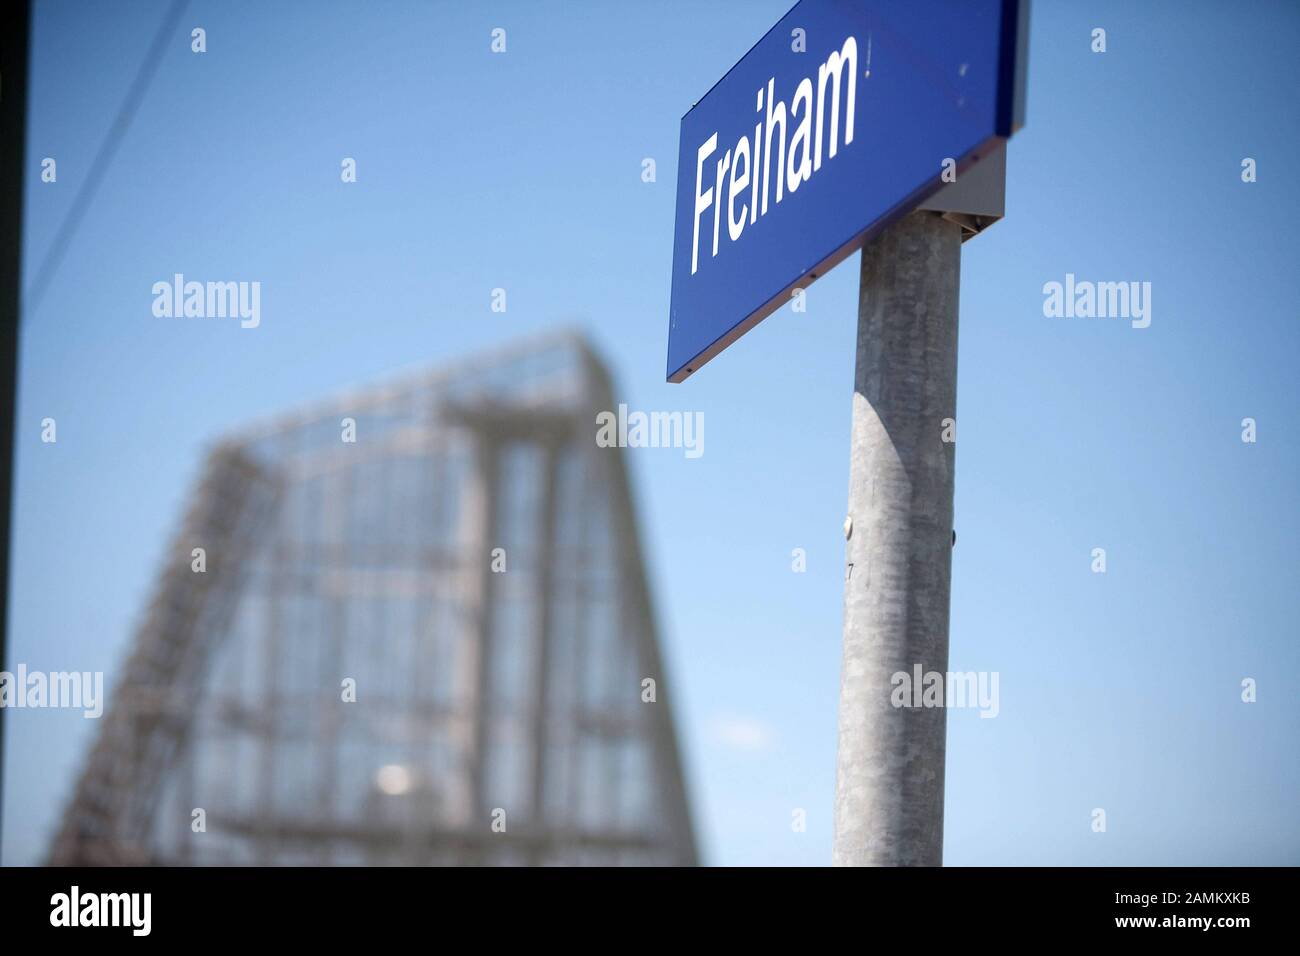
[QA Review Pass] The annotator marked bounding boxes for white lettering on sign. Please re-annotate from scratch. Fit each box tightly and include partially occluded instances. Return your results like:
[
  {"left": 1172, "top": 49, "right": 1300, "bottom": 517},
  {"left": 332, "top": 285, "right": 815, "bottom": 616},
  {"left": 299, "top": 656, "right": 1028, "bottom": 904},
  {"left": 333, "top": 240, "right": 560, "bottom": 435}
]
[{"left": 691, "top": 35, "right": 858, "bottom": 275}]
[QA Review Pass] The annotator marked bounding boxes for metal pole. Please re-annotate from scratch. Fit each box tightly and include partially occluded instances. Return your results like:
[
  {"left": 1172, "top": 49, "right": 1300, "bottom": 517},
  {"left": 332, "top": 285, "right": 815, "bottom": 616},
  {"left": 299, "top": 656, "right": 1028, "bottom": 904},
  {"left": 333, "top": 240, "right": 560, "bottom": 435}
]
[{"left": 833, "top": 210, "right": 961, "bottom": 867}]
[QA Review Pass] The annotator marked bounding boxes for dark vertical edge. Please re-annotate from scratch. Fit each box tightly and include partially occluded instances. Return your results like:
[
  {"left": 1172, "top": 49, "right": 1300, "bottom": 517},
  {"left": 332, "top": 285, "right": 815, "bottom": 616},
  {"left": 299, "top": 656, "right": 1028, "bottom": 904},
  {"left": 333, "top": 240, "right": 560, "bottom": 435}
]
[
  {"left": 0, "top": 0, "right": 33, "bottom": 863},
  {"left": 997, "top": 0, "right": 1030, "bottom": 136},
  {"left": 1013, "top": 0, "right": 1030, "bottom": 132}
]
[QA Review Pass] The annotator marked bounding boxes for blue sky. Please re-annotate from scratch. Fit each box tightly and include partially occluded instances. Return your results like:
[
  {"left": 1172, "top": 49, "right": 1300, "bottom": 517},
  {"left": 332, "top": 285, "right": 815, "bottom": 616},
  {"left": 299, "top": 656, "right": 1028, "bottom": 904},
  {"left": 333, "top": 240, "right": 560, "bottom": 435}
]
[{"left": 4, "top": 0, "right": 1298, "bottom": 866}]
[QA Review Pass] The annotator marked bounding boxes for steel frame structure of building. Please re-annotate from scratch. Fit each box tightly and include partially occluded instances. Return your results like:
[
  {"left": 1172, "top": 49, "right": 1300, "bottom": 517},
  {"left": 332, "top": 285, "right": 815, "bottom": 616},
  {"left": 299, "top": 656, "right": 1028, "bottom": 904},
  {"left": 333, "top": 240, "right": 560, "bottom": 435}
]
[{"left": 48, "top": 331, "right": 697, "bottom": 866}]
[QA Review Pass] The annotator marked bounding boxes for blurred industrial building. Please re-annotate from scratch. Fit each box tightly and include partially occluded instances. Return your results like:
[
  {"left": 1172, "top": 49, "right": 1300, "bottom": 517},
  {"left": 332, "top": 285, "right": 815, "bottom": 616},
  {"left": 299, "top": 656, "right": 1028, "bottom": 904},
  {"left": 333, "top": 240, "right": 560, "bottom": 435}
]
[{"left": 48, "top": 331, "right": 697, "bottom": 865}]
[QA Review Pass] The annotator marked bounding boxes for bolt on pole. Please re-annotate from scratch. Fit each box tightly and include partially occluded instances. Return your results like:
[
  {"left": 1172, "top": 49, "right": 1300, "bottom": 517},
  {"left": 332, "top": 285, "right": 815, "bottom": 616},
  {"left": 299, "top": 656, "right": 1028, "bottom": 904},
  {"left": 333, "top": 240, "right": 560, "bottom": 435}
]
[{"left": 833, "top": 210, "right": 961, "bottom": 867}]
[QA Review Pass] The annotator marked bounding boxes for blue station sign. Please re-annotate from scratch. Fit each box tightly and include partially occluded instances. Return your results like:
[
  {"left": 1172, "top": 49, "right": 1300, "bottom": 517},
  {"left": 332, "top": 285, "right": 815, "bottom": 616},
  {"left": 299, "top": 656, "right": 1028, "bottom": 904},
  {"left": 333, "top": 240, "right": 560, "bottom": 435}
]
[{"left": 667, "top": 0, "right": 1027, "bottom": 381}]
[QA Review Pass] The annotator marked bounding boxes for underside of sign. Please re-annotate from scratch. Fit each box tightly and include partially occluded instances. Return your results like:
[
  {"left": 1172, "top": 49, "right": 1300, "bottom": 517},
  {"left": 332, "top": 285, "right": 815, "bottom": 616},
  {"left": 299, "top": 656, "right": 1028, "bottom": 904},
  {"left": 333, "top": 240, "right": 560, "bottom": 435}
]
[
  {"left": 920, "top": 141, "right": 1006, "bottom": 240},
  {"left": 666, "top": 0, "right": 1029, "bottom": 383}
]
